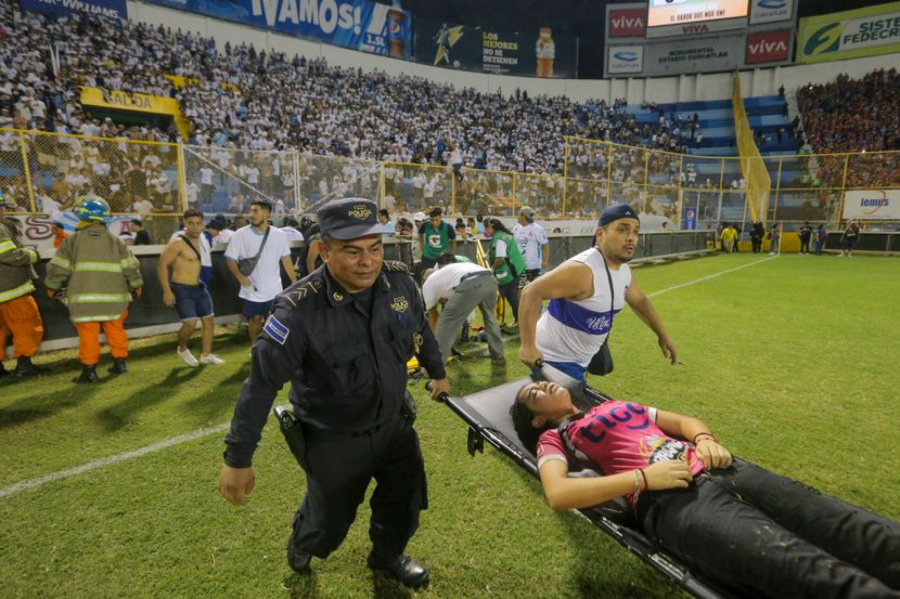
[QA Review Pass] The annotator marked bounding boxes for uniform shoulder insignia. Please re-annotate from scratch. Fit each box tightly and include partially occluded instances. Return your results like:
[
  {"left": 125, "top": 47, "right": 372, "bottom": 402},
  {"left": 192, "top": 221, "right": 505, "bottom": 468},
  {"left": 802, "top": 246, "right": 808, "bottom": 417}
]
[
  {"left": 263, "top": 314, "right": 290, "bottom": 345},
  {"left": 382, "top": 260, "right": 410, "bottom": 274},
  {"left": 284, "top": 278, "right": 322, "bottom": 307}
]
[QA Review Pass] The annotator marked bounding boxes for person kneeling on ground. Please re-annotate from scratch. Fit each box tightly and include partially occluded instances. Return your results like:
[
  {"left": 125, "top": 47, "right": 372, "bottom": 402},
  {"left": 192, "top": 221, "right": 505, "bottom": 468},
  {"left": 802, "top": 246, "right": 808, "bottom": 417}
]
[{"left": 511, "top": 381, "right": 900, "bottom": 599}]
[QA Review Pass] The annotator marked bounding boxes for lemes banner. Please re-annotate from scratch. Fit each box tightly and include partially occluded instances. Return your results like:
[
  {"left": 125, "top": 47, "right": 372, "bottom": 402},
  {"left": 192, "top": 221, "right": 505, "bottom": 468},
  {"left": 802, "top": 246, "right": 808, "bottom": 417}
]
[
  {"left": 144, "top": 0, "right": 412, "bottom": 59},
  {"left": 798, "top": 2, "right": 900, "bottom": 64},
  {"left": 843, "top": 190, "right": 900, "bottom": 220}
]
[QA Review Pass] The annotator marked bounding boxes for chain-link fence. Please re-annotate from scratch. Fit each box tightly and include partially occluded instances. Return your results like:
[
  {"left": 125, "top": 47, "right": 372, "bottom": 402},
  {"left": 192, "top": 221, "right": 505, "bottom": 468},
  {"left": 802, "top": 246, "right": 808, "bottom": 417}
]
[{"left": 4, "top": 129, "right": 898, "bottom": 240}]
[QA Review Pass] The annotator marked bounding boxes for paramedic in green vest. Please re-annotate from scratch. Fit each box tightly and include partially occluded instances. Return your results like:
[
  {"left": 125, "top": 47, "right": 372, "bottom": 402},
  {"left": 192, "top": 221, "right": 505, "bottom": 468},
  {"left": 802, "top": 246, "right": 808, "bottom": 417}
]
[
  {"left": 417, "top": 207, "right": 456, "bottom": 282},
  {"left": 486, "top": 218, "right": 526, "bottom": 325}
]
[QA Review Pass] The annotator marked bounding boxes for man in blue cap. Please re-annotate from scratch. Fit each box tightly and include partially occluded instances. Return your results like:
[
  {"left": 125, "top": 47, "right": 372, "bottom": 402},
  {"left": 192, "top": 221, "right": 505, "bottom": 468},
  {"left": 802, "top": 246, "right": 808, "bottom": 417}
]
[
  {"left": 217, "top": 197, "right": 450, "bottom": 588},
  {"left": 517, "top": 203, "right": 677, "bottom": 381}
]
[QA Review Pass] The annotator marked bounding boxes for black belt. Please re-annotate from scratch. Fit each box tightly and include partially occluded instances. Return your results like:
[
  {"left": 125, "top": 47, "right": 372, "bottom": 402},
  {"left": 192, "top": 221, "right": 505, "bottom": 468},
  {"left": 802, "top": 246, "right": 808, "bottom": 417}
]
[{"left": 457, "top": 271, "right": 492, "bottom": 287}]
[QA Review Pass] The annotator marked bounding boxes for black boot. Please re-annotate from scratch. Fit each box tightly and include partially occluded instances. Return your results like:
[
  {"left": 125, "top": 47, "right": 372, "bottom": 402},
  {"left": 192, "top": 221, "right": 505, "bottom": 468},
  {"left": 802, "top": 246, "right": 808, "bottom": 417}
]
[
  {"left": 108, "top": 358, "right": 127, "bottom": 375},
  {"left": 73, "top": 364, "right": 98, "bottom": 384},
  {"left": 286, "top": 540, "right": 311, "bottom": 574},
  {"left": 15, "top": 356, "right": 50, "bottom": 376},
  {"left": 367, "top": 552, "right": 429, "bottom": 588}
]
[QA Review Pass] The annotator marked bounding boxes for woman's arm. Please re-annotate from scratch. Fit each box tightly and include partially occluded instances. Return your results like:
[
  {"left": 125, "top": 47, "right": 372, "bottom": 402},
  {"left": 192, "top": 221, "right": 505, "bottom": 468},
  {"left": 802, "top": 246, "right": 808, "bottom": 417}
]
[
  {"left": 656, "top": 410, "right": 732, "bottom": 469},
  {"left": 539, "top": 458, "right": 693, "bottom": 511}
]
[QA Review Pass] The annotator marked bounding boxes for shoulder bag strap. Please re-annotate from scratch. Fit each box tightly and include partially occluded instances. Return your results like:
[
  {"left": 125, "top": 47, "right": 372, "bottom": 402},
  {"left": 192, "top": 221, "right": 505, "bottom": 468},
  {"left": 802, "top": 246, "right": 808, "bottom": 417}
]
[
  {"left": 595, "top": 248, "right": 615, "bottom": 336},
  {"left": 251, "top": 226, "right": 271, "bottom": 262}
]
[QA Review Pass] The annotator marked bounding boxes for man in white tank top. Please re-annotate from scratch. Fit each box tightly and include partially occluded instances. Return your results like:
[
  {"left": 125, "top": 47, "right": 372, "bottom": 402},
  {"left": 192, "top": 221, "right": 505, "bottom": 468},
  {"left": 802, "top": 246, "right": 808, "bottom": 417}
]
[{"left": 518, "top": 204, "right": 677, "bottom": 381}]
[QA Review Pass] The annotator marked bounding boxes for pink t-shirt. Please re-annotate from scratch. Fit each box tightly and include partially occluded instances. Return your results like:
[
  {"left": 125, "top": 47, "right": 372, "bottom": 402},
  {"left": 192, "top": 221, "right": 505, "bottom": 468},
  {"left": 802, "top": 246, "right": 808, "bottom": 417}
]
[{"left": 536, "top": 401, "right": 705, "bottom": 501}]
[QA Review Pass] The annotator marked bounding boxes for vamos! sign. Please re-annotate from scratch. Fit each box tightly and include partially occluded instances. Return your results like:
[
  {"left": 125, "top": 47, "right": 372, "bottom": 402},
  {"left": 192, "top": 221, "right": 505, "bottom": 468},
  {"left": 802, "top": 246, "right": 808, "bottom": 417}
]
[{"left": 746, "top": 29, "right": 792, "bottom": 64}]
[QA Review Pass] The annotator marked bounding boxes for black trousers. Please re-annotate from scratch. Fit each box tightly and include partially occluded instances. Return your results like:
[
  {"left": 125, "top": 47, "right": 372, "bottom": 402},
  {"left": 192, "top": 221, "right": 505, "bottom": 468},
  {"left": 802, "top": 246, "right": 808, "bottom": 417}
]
[
  {"left": 289, "top": 415, "right": 427, "bottom": 560},
  {"left": 636, "top": 460, "right": 900, "bottom": 599},
  {"left": 751, "top": 237, "right": 762, "bottom": 253},
  {"left": 800, "top": 238, "right": 811, "bottom": 253},
  {"left": 497, "top": 279, "right": 519, "bottom": 322}
]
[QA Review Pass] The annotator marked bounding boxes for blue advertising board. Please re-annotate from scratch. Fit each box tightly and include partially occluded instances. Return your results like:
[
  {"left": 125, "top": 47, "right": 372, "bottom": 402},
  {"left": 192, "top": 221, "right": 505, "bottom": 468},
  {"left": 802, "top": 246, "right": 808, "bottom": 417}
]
[
  {"left": 20, "top": 0, "right": 127, "bottom": 19},
  {"left": 144, "top": 0, "right": 412, "bottom": 59}
]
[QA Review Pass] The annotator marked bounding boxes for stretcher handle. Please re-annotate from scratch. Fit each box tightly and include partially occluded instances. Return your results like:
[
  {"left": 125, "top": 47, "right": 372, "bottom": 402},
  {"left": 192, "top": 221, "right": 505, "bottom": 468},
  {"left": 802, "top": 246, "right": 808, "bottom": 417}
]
[{"left": 424, "top": 380, "right": 450, "bottom": 404}]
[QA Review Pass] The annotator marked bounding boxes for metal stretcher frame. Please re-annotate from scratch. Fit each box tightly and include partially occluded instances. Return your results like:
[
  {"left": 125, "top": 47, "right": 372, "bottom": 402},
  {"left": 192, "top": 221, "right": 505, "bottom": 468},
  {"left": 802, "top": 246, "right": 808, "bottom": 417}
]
[{"left": 439, "top": 365, "right": 744, "bottom": 599}]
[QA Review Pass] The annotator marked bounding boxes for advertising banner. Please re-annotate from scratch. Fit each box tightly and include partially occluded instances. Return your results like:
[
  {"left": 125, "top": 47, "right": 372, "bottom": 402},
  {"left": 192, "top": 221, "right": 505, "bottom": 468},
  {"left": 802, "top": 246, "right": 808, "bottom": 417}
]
[
  {"left": 843, "top": 190, "right": 900, "bottom": 220},
  {"left": 642, "top": 36, "right": 744, "bottom": 76},
  {"left": 647, "top": 0, "right": 748, "bottom": 27},
  {"left": 749, "top": 0, "right": 795, "bottom": 25},
  {"left": 20, "top": 0, "right": 127, "bottom": 19},
  {"left": 607, "top": 46, "right": 644, "bottom": 75},
  {"left": 745, "top": 29, "right": 792, "bottom": 64},
  {"left": 143, "top": 0, "right": 412, "bottom": 59},
  {"left": 645, "top": 16, "right": 748, "bottom": 39},
  {"left": 414, "top": 19, "right": 578, "bottom": 78},
  {"left": 607, "top": 5, "right": 647, "bottom": 38},
  {"left": 798, "top": 2, "right": 900, "bottom": 64}
]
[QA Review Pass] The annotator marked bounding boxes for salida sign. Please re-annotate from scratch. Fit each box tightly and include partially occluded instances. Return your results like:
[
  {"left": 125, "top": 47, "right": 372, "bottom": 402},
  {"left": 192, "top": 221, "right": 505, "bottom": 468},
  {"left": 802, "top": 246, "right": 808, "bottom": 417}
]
[
  {"left": 745, "top": 29, "right": 791, "bottom": 63},
  {"left": 608, "top": 7, "right": 646, "bottom": 37}
]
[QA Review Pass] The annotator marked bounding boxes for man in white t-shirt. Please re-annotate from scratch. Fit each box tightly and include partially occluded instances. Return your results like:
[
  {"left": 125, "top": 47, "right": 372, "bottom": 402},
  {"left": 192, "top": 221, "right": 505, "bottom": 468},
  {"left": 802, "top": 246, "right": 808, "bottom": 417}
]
[
  {"left": 225, "top": 200, "right": 297, "bottom": 342},
  {"left": 200, "top": 167, "right": 215, "bottom": 205},
  {"left": 422, "top": 254, "right": 504, "bottom": 363},
  {"left": 512, "top": 205, "right": 549, "bottom": 289},
  {"left": 518, "top": 204, "right": 677, "bottom": 382}
]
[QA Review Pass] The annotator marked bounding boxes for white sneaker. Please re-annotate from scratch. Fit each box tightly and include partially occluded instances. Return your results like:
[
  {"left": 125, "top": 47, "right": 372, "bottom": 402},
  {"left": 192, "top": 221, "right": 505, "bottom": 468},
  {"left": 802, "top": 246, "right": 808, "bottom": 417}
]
[
  {"left": 178, "top": 348, "right": 199, "bottom": 367},
  {"left": 200, "top": 353, "right": 226, "bottom": 365}
]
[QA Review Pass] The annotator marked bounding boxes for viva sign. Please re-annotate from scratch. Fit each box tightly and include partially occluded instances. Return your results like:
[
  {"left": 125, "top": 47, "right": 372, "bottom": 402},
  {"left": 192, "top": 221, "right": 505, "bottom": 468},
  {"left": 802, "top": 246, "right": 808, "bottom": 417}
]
[{"left": 746, "top": 30, "right": 791, "bottom": 64}]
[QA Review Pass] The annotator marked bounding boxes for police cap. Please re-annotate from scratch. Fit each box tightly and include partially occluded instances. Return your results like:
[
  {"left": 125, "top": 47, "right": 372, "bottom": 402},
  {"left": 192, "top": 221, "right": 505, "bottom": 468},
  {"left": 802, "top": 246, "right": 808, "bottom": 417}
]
[{"left": 317, "top": 198, "right": 392, "bottom": 240}]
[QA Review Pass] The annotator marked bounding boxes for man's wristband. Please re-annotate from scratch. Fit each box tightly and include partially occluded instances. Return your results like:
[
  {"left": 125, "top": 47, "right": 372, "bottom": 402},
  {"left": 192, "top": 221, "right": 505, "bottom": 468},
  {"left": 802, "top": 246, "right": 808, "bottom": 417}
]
[{"left": 693, "top": 432, "right": 716, "bottom": 444}]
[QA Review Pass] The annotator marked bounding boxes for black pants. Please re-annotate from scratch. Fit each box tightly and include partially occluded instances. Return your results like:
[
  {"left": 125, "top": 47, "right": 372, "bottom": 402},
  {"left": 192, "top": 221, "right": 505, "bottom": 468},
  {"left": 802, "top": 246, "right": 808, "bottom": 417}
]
[
  {"left": 288, "top": 415, "right": 427, "bottom": 560},
  {"left": 800, "top": 238, "right": 811, "bottom": 253},
  {"left": 751, "top": 236, "right": 762, "bottom": 253},
  {"left": 497, "top": 279, "right": 519, "bottom": 322},
  {"left": 636, "top": 460, "right": 900, "bottom": 599}
]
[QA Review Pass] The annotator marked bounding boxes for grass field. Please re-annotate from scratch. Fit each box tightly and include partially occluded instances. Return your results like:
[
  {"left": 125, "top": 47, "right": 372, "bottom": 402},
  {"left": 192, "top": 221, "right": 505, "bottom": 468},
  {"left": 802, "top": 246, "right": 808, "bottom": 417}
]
[{"left": 1, "top": 253, "right": 898, "bottom": 598}]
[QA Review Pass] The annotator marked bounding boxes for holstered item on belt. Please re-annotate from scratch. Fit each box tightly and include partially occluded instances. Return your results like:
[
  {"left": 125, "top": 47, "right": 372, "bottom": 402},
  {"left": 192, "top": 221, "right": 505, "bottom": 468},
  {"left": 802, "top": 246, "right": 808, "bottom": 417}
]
[
  {"left": 401, "top": 391, "right": 417, "bottom": 424},
  {"left": 274, "top": 406, "right": 309, "bottom": 472}
]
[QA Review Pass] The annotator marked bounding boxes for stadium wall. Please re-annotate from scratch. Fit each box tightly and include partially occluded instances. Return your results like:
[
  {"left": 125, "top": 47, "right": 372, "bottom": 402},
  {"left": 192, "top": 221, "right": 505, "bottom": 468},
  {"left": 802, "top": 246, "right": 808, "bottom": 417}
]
[{"left": 129, "top": 0, "right": 900, "bottom": 104}]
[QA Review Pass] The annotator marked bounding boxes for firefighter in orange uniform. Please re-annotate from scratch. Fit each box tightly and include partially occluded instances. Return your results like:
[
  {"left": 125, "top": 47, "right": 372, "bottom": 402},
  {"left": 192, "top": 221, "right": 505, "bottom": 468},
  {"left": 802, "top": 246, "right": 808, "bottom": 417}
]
[
  {"left": 0, "top": 191, "right": 48, "bottom": 377},
  {"left": 45, "top": 195, "right": 143, "bottom": 383}
]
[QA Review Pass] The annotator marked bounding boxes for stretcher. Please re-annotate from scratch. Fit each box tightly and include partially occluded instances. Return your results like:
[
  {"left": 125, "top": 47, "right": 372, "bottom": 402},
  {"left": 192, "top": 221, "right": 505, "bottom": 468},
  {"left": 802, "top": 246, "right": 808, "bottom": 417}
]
[{"left": 437, "top": 364, "right": 743, "bottom": 599}]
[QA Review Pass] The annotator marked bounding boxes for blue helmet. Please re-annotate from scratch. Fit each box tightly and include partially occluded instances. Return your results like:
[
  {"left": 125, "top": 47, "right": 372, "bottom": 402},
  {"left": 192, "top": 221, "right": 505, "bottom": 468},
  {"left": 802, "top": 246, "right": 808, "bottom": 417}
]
[{"left": 74, "top": 195, "right": 111, "bottom": 223}]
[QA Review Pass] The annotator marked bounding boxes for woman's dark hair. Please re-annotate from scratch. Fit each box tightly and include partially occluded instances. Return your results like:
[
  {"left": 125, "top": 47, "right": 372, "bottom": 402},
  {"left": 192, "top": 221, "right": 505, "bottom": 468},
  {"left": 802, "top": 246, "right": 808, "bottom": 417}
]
[
  {"left": 487, "top": 218, "right": 512, "bottom": 235},
  {"left": 510, "top": 385, "right": 552, "bottom": 453}
]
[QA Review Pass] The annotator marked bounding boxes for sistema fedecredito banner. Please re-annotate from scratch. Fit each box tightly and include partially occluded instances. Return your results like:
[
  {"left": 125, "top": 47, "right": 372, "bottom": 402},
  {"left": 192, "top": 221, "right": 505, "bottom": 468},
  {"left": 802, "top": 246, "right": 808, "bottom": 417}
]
[
  {"left": 414, "top": 18, "right": 578, "bottom": 78},
  {"left": 143, "top": 0, "right": 413, "bottom": 59}
]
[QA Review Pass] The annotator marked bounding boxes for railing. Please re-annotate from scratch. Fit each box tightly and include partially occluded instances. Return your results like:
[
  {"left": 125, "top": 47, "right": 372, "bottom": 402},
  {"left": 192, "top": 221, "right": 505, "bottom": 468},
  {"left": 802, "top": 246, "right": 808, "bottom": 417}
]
[{"left": 2, "top": 128, "right": 897, "bottom": 239}]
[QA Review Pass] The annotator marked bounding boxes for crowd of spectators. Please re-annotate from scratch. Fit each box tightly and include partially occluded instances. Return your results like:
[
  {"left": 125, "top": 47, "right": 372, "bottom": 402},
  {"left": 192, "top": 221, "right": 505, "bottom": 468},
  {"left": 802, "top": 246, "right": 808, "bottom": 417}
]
[
  {"left": 796, "top": 68, "right": 900, "bottom": 188},
  {"left": 0, "top": 6, "right": 672, "bottom": 212}
]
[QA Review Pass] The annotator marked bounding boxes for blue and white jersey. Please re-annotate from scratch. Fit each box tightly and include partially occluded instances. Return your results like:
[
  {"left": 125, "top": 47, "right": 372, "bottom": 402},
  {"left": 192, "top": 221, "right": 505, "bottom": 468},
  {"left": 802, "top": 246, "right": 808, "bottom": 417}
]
[{"left": 535, "top": 247, "right": 631, "bottom": 367}]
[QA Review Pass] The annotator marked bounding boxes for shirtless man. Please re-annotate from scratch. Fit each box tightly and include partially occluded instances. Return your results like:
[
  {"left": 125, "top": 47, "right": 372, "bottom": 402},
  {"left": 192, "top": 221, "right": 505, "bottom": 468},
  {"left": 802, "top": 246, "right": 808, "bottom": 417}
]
[{"left": 157, "top": 208, "right": 225, "bottom": 366}]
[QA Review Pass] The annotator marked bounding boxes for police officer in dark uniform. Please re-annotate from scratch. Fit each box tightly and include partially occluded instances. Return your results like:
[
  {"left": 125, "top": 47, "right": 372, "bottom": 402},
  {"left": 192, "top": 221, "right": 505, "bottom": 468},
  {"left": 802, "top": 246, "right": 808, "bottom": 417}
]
[{"left": 217, "top": 197, "right": 450, "bottom": 589}]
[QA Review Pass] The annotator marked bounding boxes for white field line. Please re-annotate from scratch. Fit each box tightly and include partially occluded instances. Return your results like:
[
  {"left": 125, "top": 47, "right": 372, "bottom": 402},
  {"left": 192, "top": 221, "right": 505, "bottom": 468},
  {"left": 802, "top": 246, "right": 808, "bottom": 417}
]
[
  {"left": 0, "top": 257, "right": 776, "bottom": 499},
  {"left": 645, "top": 255, "right": 778, "bottom": 299}
]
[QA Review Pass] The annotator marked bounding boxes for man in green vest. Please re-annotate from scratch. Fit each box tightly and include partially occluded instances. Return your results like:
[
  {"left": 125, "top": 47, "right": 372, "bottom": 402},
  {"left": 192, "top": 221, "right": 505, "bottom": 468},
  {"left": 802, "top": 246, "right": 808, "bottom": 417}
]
[
  {"left": 486, "top": 218, "right": 526, "bottom": 325},
  {"left": 417, "top": 207, "right": 456, "bottom": 282}
]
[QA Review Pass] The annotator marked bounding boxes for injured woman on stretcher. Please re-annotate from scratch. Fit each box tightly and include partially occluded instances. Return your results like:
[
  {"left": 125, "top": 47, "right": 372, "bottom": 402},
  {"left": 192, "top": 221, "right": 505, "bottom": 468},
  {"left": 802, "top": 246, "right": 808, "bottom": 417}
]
[{"left": 511, "top": 380, "right": 900, "bottom": 599}]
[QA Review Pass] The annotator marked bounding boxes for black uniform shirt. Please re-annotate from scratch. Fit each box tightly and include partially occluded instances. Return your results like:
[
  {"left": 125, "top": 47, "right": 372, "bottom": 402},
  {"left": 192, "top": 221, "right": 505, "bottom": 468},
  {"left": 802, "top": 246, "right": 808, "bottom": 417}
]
[{"left": 224, "top": 260, "right": 446, "bottom": 468}]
